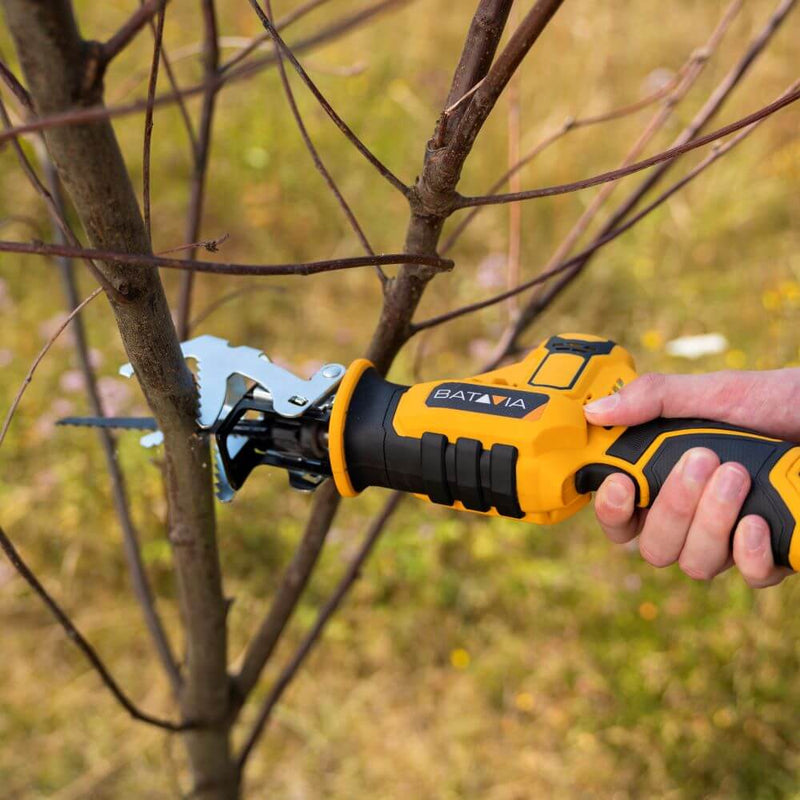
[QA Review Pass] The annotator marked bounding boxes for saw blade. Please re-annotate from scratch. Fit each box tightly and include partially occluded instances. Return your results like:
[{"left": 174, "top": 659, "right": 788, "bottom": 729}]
[{"left": 56, "top": 416, "right": 159, "bottom": 431}]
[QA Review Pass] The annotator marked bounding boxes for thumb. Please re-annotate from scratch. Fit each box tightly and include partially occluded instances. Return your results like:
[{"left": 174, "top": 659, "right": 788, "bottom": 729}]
[{"left": 583, "top": 372, "right": 733, "bottom": 427}]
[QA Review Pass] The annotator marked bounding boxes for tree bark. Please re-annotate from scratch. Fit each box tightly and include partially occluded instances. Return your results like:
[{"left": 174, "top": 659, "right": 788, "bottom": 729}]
[{"left": 1, "top": 1, "right": 236, "bottom": 796}]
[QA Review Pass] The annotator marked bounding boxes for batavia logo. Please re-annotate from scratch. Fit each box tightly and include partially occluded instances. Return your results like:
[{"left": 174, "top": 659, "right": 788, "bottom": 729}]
[
  {"left": 425, "top": 383, "right": 548, "bottom": 419},
  {"left": 432, "top": 388, "right": 528, "bottom": 410}
]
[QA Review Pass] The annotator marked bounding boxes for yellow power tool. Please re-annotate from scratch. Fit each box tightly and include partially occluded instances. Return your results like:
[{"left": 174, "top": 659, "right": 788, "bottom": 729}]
[{"left": 60, "top": 333, "right": 800, "bottom": 569}]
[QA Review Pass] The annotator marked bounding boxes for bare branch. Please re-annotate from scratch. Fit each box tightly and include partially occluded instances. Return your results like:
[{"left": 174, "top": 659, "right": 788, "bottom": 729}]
[
  {"left": 176, "top": 0, "right": 221, "bottom": 340},
  {"left": 248, "top": 0, "right": 409, "bottom": 195},
  {"left": 0, "top": 526, "right": 188, "bottom": 732},
  {"left": 102, "top": 0, "right": 166, "bottom": 65},
  {"left": 237, "top": 493, "right": 403, "bottom": 768},
  {"left": 455, "top": 86, "right": 800, "bottom": 208},
  {"left": 142, "top": 0, "right": 167, "bottom": 244},
  {"left": 157, "top": 232, "right": 230, "bottom": 255},
  {"left": 0, "top": 239, "right": 453, "bottom": 276},
  {"left": 262, "top": 0, "right": 384, "bottom": 285},
  {"left": 0, "top": 288, "right": 102, "bottom": 448},
  {"left": 220, "top": 0, "right": 336, "bottom": 74},
  {"left": 0, "top": 55, "right": 32, "bottom": 111}
]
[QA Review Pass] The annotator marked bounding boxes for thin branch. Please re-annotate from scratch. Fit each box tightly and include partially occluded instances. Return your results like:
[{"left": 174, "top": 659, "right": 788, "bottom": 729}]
[
  {"left": 0, "top": 526, "right": 188, "bottom": 732},
  {"left": 0, "top": 288, "right": 101, "bottom": 448},
  {"left": 248, "top": 0, "right": 409, "bottom": 196},
  {"left": 455, "top": 86, "right": 800, "bottom": 208},
  {"left": 220, "top": 0, "right": 336, "bottom": 73},
  {"left": 142, "top": 0, "right": 167, "bottom": 245},
  {"left": 237, "top": 492, "right": 403, "bottom": 768},
  {"left": 0, "top": 55, "right": 33, "bottom": 111},
  {"left": 41, "top": 157, "right": 182, "bottom": 695},
  {"left": 157, "top": 232, "right": 230, "bottom": 255},
  {"left": 102, "top": 0, "right": 166, "bottom": 65},
  {"left": 0, "top": 0, "right": 410, "bottom": 148},
  {"left": 412, "top": 88, "right": 793, "bottom": 334},
  {"left": 0, "top": 240, "right": 453, "bottom": 277},
  {"left": 176, "top": 0, "right": 221, "bottom": 340},
  {"left": 263, "top": 0, "right": 384, "bottom": 285}
]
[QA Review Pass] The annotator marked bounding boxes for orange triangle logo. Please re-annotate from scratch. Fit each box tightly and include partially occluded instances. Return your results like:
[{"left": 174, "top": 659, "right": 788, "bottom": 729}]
[{"left": 492, "top": 395, "right": 506, "bottom": 405}]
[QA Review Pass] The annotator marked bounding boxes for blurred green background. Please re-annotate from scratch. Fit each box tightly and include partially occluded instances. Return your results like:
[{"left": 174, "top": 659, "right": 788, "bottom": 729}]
[{"left": 1, "top": 0, "right": 799, "bottom": 797}]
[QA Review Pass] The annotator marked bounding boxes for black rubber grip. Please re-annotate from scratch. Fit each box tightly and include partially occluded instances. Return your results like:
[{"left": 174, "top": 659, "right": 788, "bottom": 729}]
[
  {"left": 576, "top": 418, "right": 798, "bottom": 568},
  {"left": 343, "top": 368, "right": 524, "bottom": 519}
]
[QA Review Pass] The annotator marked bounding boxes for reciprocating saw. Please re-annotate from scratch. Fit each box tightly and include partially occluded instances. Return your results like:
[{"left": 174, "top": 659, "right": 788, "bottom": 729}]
[{"left": 59, "top": 333, "right": 800, "bottom": 570}]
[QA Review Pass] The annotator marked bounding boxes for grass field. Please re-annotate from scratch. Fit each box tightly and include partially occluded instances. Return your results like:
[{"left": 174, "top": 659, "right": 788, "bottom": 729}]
[{"left": 1, "top": 0, "right": 800, "bottom": 796}]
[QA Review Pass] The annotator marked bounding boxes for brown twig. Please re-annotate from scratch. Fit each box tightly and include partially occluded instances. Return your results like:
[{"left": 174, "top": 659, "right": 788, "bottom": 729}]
[
  {"left": 0, "top": 526, "right": 188, "bottom": 732},
  {"left": 455, "top": 86, "right": 800, "bottom": 208},
  {"left": 0, "top": 55, "right": 33, "bottom": 111},
  {"left": 248, "top": 0, "right": 409, "bottom": 196},
  {"left": 102, "top": 0, "right": 166, "bottom": 65},
  {"left": 261, "top": 0, "right": 385, "bottom": 285},
  {"left": 0, "top": 240, "right": 453, "bottom": 276},
  {"left": 175, "top": 0, "right": 220, "bottom": 340},
  {"left": 142, "top": 0, "right": 167, "bottom": 245},
  {"left": 220, "top": 0, "right": 336, "bottom": 73},
  {"left": 412, "top": 86, "right": 794, "bottom": 334},
  {"left": 237, "top": 492, "right": 403, "bottom": 768}
]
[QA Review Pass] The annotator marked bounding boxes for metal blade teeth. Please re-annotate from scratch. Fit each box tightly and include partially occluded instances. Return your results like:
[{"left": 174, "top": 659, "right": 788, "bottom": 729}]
[{"left": 212, "top": 442, "right": 235, "bottom": 503}]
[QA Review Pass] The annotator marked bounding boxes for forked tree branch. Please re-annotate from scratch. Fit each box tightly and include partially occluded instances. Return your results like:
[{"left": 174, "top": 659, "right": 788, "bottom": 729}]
[
  {"left": 0, "top": 526, "right": 188, "bottom": 732},
  {"left": 232, "top": 1, "right": 522, "bottom": 726},
  {"left": 0, "top": 54, "right": 32, "bottom": 110}
]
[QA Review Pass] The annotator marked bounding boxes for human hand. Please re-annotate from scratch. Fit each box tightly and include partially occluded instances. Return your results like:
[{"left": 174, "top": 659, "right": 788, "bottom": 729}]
[{"left": 584, "top": 370, "right": 800, "bottom": 587}]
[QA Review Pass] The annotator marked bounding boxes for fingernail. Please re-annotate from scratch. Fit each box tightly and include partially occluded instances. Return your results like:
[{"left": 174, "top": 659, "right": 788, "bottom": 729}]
[
  {"left": 744, "top": 520, "right": 765, "bottom": 552},
  {"left": 585, "top": 394, "right": 619, "bottom": 414},
  {"left": 682, "top": 450, "right": 716, "bottom": 485},
  {"left": 714, "top": 465, "right": 747, "bottom": 502},
  {"left": 605, "top": 479, "right": 630, "bottom": 509}
]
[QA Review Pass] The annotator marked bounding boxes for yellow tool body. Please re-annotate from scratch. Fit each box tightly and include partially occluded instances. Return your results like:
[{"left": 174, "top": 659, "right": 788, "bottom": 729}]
[{"left": 329, "top": 333, "right": 800, "bottom": 570}]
